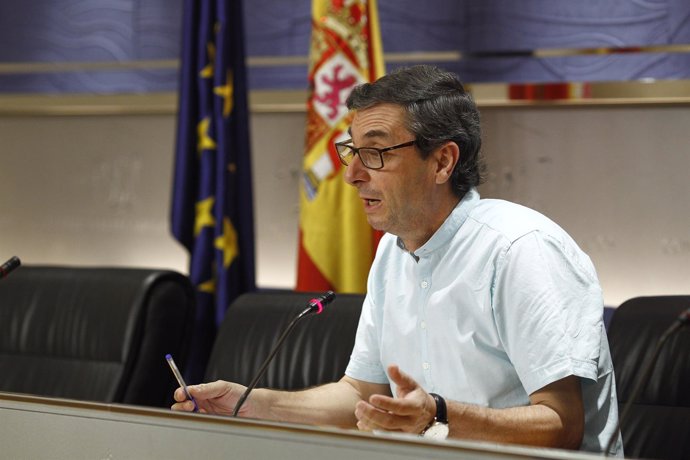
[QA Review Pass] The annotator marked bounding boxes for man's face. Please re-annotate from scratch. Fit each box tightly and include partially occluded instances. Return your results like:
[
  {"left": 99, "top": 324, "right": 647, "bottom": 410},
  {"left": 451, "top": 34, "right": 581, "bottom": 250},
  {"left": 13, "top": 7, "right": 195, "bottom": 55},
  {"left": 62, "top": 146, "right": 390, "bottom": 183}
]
[{"left": 344, "top": 103, "right": 439, "bottom": 241}]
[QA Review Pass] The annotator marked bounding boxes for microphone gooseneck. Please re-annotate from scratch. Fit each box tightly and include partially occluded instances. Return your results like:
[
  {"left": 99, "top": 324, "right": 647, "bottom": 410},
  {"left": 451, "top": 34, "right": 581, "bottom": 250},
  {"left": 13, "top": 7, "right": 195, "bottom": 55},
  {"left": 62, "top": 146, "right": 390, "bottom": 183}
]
[
  {"left": 231, "top": 291, "right": 336, "bottom": 417},
  {"left": 603, "top": 306, "right": 690, "bottom": 455},
  {"left": 0, "top": 256, "right": 21, "bottom": 280}
]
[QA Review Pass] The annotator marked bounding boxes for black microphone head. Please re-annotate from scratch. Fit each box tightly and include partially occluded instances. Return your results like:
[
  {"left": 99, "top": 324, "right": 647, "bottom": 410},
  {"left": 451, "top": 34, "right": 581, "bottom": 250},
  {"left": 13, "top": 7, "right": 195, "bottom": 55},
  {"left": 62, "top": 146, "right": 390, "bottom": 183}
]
[
  {"left": 308, "top": 290, "right": 336, "bottom": 314},
  {"left": 322, "top": 290, "right": 335, "bottom": 304},
  {"left": 679, "top": 308, "right": 690, "bottom": 326},
  {"left": 0, "top": 256, "right": 21, "bottom": 279}
]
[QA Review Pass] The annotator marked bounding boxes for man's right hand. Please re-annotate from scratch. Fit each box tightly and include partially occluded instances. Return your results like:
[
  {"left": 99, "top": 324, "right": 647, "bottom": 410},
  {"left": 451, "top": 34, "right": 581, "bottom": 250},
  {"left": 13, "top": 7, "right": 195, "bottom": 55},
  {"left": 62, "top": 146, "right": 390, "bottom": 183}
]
[{"left": 171, "top": 380, "right": 252, "bottom": 417}]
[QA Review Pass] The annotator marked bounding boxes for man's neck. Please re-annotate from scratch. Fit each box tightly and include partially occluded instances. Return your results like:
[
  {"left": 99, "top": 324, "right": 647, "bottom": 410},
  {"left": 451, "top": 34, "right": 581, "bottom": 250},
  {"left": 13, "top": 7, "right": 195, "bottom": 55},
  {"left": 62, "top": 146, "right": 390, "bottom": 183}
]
[{"left": 399, "top": 193, "right": 462, "bottom": 253}]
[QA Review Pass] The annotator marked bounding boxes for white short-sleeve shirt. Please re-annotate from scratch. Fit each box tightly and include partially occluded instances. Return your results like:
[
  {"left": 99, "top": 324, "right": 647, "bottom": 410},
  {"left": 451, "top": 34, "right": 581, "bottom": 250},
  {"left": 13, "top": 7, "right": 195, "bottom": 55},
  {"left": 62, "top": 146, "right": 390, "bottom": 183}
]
[{"left": 345, "top": 188, "right": 623, "bottom": 456}]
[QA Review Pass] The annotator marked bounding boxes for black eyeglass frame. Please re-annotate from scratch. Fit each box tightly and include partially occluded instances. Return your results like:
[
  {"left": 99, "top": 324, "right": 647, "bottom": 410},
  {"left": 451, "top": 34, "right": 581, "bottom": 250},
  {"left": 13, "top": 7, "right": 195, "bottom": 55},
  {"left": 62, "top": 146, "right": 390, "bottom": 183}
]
[{"left": 334, "top": 139, "right": 416, "bottom": 170}]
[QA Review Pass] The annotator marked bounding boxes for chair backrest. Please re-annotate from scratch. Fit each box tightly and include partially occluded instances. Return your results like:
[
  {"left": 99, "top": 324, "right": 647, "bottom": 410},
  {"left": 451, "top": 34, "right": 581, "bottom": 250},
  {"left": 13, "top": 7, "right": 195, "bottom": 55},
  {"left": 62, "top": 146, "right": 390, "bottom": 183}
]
[
  {"left": 0, "top": 266, "right": 195, "bottom": 407},
  {"left": 607, "top": 295, "right": 690, "bottom": 460},
  {"left": 205, "top": 291, "right": 363, "bottom": 390}
]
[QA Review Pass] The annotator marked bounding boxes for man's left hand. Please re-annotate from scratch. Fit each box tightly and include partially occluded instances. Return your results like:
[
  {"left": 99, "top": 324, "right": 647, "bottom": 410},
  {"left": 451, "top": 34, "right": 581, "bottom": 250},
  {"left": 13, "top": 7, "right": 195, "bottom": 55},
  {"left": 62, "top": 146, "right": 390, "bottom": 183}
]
[{"left": 354, "top": 364, "right": 436, "bottom": 434}]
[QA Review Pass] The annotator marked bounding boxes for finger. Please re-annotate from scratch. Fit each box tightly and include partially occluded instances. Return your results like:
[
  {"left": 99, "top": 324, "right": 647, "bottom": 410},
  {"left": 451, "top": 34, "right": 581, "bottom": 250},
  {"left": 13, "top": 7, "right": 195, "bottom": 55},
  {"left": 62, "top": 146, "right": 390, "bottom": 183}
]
[
  {"left": 187, "top": 381, "right": 229, "bottom": 399},
  {"left": 388, "top": 365, "right": 421, "bottom": 398},
  {"left": 369, "top": 394, "right": 420, "bottom": 416},
  {"left": 387, "top": 365, "right": 419, "bottom": 395},
  {"left": 173, "top": 386, "right": 187, "bottom": 402},
  {"left": 356, "top": 419, "right": 374, "bottom": 432},
  {"left": 171, "top": 399, "right": 198, "bottom": 412},
  {"left": 174, "top": 384, "right": 203, "bottom": 403},
  {"left": 355, "top": 400, "right": 387, "bottom": 427},
  {"left": 355, "top": 400, "right": 408, "bottom": 431}
]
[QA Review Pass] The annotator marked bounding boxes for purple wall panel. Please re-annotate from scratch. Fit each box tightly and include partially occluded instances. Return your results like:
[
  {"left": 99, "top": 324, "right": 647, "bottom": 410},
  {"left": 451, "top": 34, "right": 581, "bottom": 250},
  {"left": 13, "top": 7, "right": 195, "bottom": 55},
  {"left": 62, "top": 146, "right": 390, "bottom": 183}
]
[{"left": 0, "top": 0, "right": 688, "bottom": 93}]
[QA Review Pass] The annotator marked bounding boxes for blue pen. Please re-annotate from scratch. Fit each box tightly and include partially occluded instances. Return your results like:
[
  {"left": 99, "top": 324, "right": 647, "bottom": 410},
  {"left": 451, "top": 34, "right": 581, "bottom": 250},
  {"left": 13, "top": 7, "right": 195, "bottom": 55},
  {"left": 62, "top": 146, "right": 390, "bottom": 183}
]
[{"left": 165, "top": 354, "right": 199, "bottom": 412}]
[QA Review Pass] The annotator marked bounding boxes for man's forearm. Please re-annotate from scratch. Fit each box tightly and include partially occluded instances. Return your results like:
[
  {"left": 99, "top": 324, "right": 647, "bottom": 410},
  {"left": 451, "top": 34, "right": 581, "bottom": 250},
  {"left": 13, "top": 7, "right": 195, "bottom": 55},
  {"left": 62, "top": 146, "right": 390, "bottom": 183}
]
[
  {"left": 447, "top": 401, "right": 582, "bottom": 449},
  {"left": 251, "top": 377, "right": 386, "bottom": 428},
  {"left": 446, "top": 375, "right": 584, "bottom": 449}
]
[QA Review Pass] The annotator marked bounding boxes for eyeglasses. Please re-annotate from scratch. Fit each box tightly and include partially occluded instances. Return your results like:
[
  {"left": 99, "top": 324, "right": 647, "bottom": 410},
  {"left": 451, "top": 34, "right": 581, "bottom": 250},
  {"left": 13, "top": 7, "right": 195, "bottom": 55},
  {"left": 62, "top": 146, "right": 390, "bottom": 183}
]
[{"left": 334, "top": 139, "right": 416, "bottom": 170}]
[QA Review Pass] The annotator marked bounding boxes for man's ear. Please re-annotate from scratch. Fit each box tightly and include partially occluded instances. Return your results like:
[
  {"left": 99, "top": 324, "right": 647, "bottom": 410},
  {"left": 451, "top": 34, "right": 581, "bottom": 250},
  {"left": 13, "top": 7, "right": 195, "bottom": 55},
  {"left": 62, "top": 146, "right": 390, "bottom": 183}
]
[{"left": 434, "top": 141, "right": 460, "bottom": 185}]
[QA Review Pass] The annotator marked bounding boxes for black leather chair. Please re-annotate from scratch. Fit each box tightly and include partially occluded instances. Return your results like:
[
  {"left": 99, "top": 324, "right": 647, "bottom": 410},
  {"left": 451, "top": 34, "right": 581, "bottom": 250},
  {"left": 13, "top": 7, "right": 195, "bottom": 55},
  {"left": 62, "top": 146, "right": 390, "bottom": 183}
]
[
  {"left": 0, "top": 266, "right": 195, "bottom": 407},
  {"left": 205, "top": 291, "right": 364, "bottom": 389},
  {"left": 607, "top": 296, "right": 690, "bottom": 459}
]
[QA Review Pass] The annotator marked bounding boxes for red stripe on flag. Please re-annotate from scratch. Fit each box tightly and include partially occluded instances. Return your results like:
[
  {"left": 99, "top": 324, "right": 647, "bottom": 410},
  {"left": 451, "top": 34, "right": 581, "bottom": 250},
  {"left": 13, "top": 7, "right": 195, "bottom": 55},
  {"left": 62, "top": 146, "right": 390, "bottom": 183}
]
[{"left": 296, "top": 230, "right": 333, "bottom": 292}]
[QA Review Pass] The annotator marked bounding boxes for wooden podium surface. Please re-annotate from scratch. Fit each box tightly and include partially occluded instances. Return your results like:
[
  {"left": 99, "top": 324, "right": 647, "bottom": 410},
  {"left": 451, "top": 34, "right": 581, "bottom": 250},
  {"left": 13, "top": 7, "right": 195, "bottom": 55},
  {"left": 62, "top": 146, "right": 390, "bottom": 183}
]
[{"left": 1, "top": 392, "right": 603, "bottom": 460}]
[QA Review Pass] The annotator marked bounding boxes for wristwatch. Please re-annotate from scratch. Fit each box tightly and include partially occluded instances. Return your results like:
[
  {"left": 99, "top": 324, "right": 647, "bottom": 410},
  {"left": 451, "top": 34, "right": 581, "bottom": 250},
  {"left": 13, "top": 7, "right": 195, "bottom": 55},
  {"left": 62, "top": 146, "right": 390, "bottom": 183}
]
[{"left": 421, "top": 393, "right": 449, "bottom": 439}]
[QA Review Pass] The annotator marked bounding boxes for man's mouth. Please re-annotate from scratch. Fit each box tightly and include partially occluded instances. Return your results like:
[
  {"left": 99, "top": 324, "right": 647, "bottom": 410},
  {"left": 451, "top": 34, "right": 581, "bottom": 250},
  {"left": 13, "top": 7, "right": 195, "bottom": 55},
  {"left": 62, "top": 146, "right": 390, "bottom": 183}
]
[{"left": 362, "top": 197, "right": 381, "bottom": 211}]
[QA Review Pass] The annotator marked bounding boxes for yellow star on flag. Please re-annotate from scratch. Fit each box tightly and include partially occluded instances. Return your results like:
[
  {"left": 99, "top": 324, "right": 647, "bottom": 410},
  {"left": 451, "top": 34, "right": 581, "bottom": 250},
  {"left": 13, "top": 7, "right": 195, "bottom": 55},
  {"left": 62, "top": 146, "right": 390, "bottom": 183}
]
[
  {"left": 194, "top": 196, "right": 215, "bottom": 236},
  {"left": 215, "top": 216, "right": 238, "bottom": 268},
  {"left": 197, "top": 117, "right": 217, "bottom": 153},
  {"left": 199, "top": 42, "right": 216, "bottom": 78},
  {"left": 198, "top": 278, "right": 216, "bottom": 294},
  {"left": 214, "top": 70, "right": 234, "bottom": 117}
]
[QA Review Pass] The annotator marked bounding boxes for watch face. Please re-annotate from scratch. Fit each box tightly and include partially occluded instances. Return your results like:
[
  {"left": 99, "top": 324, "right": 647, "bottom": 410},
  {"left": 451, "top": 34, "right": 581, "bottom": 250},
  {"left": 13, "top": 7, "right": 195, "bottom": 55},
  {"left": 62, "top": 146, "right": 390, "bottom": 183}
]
[{"left": 423, "top": 422, "right": 449, "bottom": 440}]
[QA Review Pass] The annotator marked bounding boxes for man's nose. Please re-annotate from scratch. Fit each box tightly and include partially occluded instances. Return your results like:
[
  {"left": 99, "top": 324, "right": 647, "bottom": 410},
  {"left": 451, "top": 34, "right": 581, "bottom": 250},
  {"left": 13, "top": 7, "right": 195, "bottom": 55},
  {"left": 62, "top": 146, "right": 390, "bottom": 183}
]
[{"left": 343, "top": 154, "right": 368, "bottom": 185}]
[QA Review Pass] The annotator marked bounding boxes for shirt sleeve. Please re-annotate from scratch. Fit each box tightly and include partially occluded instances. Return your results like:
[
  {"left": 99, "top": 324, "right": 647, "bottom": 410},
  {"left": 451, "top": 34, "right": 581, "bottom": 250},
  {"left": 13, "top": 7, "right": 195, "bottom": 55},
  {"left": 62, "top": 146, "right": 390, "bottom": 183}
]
[
  {"left": 344, "top": 293, "right": 389, "bottom": 384},
  {"left": 492, "top": 230, "right": 604, "bottom": 395}
]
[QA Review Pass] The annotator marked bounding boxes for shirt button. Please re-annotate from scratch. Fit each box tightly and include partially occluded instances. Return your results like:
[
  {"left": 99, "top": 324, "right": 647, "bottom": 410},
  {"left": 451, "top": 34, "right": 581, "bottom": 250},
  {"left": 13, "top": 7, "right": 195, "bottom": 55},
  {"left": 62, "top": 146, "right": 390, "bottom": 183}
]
[
  {"left": 423, "top": 362, "right": 430, "bottom": 370},
  {"left": 420, "top": 321, "right": 427, "bottom": 329},
  {"left": 421, "top": 280, "right": 429, "bottom": 289}
]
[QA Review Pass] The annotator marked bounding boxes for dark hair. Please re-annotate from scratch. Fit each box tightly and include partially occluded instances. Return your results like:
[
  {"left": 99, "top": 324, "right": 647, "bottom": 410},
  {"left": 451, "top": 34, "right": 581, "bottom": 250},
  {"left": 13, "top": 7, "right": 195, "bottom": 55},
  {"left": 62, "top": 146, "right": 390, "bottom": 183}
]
[{"left": 346, "top": 65, "right": 485, "bottom": 198}]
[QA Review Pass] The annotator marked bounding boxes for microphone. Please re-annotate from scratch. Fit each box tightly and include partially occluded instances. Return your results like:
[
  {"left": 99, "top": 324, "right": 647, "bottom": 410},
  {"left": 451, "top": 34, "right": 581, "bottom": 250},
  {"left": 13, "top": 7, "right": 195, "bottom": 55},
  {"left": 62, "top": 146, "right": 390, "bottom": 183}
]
[
  {"left": 604, "top": 305, "right": 690, "bottom": 455},
  {"left": 231, "top": 291, "right": 335, "bottom": 417},
  {"left": 305, "top": 290, "right": 335, "bottom": 315},
  {"left": 678, "top": 308, "right": 690, "bottom": 326},
  {"left": 0, "top": 256, "right": 21, "bottom": 280}
]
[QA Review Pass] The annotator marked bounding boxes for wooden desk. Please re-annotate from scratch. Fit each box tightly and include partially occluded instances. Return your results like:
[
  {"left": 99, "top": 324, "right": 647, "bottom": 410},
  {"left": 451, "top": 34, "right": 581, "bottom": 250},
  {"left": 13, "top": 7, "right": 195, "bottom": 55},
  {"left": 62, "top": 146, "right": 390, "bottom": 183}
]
[{"left": 1, "top": 392, "right": 600, "bottom": 459}]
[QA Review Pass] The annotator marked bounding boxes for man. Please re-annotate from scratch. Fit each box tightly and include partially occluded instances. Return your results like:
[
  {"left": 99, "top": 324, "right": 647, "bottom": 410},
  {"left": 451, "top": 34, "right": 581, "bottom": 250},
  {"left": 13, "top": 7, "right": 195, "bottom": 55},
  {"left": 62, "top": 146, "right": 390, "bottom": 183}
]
[{"left": 172, "top": 65, "right": 622, "bottom": 456}]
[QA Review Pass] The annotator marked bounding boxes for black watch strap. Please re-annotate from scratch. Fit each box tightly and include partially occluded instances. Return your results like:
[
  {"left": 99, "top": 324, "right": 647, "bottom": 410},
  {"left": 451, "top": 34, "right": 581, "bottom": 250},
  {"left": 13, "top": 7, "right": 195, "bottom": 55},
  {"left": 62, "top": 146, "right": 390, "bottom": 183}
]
[{"left": 429, "top": 393, "right": 448, "bottom": 424}]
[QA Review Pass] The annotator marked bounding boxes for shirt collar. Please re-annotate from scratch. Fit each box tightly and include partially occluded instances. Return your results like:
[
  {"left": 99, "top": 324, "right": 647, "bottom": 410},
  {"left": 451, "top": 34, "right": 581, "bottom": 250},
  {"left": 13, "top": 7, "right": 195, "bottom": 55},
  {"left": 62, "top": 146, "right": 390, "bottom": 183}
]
[{"left": 396, "top": 188, "right": 480, "bottom": 260}]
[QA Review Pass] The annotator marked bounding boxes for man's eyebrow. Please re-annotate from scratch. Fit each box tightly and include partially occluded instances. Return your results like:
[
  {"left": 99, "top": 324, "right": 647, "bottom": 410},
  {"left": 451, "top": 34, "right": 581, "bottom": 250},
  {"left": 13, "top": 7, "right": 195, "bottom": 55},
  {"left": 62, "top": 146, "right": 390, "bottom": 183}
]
[
  {"left": 363, "top": 129, "right": 389, "bottom": 139},
  {"left": 349, "top": 128, "right": 390, "bottom": 141}
]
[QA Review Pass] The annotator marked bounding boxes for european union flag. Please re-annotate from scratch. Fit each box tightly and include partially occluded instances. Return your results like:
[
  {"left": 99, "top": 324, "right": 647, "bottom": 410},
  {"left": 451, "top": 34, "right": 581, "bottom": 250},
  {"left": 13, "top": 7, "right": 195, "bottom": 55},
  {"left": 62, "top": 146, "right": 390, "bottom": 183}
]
[{"left": 171, "top": 0, "right": 255, "bottom": 382}]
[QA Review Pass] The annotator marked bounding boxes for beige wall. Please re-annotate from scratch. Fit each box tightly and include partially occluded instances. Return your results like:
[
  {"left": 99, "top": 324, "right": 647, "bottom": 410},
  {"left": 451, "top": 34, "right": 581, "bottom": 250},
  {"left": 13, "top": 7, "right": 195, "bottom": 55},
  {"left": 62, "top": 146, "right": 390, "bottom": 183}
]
[{"left": 1, "top": 103, "right": 688, "bottom": 306}]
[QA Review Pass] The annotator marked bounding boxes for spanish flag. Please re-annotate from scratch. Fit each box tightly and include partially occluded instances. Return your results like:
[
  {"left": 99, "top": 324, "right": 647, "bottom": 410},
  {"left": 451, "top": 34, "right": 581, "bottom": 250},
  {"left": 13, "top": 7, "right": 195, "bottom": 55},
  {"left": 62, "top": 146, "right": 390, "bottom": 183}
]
[{"left": 296, "top": 0, "right": 385, "bottom": 293}]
